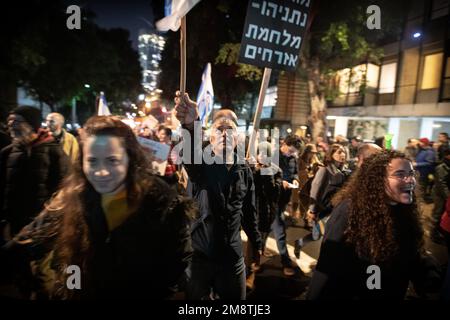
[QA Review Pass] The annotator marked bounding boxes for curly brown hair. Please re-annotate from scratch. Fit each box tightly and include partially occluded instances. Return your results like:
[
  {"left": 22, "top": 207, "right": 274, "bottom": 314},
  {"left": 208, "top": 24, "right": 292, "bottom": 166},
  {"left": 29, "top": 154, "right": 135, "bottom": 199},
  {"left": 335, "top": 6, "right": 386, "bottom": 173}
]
[
  {"left": 332, "top": 150, "right": 424, "bottom": 264},
  {"left": 45, "top": 116, "right": 158, "bottom": 298}
]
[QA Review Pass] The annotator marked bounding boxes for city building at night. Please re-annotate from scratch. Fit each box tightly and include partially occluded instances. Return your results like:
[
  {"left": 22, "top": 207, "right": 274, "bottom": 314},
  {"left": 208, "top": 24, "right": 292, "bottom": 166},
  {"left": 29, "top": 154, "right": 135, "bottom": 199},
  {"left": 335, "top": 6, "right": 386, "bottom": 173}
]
[
  {"left": 326, "top": 0, "right": 450, "bottom": 149},
  {"left": 138, "top": 29, "right": 165, "bottom": 97}
]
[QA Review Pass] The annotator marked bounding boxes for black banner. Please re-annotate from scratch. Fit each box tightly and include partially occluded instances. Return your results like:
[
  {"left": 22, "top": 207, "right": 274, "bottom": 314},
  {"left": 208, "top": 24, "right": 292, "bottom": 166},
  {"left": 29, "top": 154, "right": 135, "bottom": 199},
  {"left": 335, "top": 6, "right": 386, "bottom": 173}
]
[{"left": 238, "top": 0, "right": 312, "bottom": 72}]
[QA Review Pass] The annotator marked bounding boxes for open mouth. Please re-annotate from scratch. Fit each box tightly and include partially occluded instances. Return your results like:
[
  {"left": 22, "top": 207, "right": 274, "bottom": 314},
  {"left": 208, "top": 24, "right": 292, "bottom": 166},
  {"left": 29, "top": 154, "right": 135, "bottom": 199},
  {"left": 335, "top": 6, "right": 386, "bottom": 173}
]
[{"left": 400, "top": 186, "right": 414, "bottom": 194}]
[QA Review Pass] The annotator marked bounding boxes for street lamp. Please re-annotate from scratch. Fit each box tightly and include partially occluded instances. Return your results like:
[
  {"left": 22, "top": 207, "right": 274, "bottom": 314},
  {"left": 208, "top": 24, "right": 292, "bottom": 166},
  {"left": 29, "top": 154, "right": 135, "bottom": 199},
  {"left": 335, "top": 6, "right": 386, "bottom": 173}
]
[
  {"left": 413, "top": 32, "right": 421, "bottom": 38},
  {"left": 84, "top": 84, "right": 91, "bottom": 88}
]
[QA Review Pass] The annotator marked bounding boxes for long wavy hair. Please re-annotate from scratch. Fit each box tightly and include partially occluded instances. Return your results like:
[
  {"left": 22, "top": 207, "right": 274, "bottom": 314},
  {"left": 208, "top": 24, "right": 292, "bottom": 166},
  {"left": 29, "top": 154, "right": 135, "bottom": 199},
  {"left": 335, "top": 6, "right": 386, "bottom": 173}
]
[
  {"left": 46, "top": 116, "right": 158, "bottom": 298},
  {"left": 332, "top": 150, "right": 424, "bottom": 264}
]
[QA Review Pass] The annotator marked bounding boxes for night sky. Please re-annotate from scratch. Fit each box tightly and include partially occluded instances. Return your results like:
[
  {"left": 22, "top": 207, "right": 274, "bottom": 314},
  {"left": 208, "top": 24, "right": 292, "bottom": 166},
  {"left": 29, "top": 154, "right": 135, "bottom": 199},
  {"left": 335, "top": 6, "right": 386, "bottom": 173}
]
[{"left": 65, "top": 0, "right": 165, "bottom": 49}]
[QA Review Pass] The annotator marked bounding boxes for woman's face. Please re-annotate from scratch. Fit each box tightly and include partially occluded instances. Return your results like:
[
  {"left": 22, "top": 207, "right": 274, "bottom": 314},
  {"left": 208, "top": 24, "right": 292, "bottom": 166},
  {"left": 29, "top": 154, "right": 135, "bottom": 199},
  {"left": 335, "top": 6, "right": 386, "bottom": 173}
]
[
  {"left": 386, "top": 158, "right": 416, "bottom": 205},
  {"left": 83, "top": 135, "right": 129, "bottom": 194},
  {"left": 332, "top": 147, "right": 346, "bottom": 163}
]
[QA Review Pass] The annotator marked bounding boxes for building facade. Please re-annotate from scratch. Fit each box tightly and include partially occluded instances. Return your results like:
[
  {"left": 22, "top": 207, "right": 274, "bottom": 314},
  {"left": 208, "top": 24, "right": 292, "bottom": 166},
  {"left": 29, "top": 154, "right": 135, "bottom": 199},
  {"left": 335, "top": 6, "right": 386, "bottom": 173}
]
[
  {"left": 138, "top": 30, "right": 165, "bottom": 96},
  {"left": 327, "top": 0, "right": 450, "bottom": 149}
]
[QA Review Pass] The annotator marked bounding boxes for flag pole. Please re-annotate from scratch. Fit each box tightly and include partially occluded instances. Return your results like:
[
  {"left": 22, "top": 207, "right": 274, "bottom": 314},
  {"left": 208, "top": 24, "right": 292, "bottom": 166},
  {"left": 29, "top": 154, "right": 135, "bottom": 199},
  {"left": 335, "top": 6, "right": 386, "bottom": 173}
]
[
  {"left": 246, "top": 67, "right": 272, "bottom": 159},
  {"left": 180, "top": 16, "right": 187, "bottom": 93}
]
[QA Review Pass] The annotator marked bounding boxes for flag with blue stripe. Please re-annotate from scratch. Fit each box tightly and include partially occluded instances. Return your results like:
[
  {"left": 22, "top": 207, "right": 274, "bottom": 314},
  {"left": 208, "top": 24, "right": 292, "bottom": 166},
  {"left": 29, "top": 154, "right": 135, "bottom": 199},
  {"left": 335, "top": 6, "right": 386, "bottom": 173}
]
[
  {"left": 98, "top": 91, "right": 111, "bottom": 116},
  {"left": 197, "top": 63, "right": 214, "bottom": 127},
  {"left": 156, "top": 0, "right": 201, "bottom": 31}
]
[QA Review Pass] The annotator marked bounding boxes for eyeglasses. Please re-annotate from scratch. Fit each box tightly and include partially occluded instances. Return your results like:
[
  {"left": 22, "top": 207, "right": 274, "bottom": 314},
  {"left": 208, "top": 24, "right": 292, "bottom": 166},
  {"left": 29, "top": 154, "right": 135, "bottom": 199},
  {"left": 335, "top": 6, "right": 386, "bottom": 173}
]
[
  {"left": 213, "top": 126, "right": 235, "bottom": 135},
  {"left": 388, "top": 171, "right": 417, "bottom": 181}
]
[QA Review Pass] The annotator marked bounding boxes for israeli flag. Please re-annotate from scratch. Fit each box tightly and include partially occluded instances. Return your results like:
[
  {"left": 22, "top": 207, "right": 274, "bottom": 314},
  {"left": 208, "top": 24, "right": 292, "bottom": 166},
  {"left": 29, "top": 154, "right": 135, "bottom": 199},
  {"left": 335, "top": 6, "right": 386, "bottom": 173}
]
[
  {"left": 197, "top": 63, "right": 214, "bottom": 127},
  {"left": 156, "top": 0, "right": 201, "bottom": 32},
  {"left": 98, "top": 91, "right": 111, "bottom": 116}
]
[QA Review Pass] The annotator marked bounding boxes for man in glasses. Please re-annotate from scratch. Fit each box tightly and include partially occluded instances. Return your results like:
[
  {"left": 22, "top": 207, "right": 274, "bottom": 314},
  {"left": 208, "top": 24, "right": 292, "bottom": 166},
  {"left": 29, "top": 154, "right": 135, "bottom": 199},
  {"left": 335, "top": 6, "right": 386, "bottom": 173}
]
[
  {"left": 0, "top": 106, "right": 68, "bottom": 238},
  {"left": 175, "top": 92, "right": 261, "bottom": 300}
]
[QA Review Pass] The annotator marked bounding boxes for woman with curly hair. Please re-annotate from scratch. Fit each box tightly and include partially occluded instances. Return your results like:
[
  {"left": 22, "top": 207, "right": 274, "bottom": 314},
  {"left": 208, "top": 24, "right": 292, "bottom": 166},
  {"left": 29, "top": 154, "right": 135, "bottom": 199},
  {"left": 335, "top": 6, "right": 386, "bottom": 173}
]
[
  {"left": 2, "top": 116, "right": 194, "bottom": 299},
  {"left": 307, "top": 150, "right": 441, "bottom": 299}
]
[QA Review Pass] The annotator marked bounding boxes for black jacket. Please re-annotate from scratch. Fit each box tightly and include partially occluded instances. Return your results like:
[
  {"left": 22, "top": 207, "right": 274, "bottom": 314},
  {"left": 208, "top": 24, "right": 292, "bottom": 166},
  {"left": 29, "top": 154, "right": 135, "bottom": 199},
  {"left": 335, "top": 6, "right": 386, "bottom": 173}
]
[
  {"left": 182, "top": 128, "right": 261, "bottom": 263},
  {"left": 252, "top": 164, "right": 283, "bottom": 233},
  {"left": 309, "top": 163, "right": 348, "bottom": 216},
  {"left": 307, "top": 200, "right": 441, "bottom": 300},
  {"left": 0, "top": 130, "right": 68, "bottom": 234},
  {"left": 2, "top": 177, "right": 194, "bottom": 299},
  {"left": 279, "top": 151, "right": 299, "bottom": 183}
]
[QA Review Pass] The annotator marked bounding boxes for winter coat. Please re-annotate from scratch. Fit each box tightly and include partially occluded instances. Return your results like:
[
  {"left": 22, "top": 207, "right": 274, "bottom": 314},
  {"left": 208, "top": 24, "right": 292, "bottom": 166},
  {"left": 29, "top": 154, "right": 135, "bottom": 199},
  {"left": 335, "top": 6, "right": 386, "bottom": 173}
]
[
  {"left": 415, "top": 147, "right": 436, "bottom": 178},
  {"left": 252, "top": 164, "right": 283, "bottom": 233},
  {"left": 182, "top": 127, "right": 261, "bottom": 264},
  {"left": 434, "top": 159, "right": 450, "bottom": 199},
  {"left": 2, "top": 177, "right": 194, "bottom": 299},
  {"left": 279, "top": 151, "right": 299, "bottom": 183},
  {"left": 0, "top": 129, "right": 68, "bottom": 234},
  {"left": 309, "top": 163, "right": 348, "bottom": 217},
  {"left": 54, "top": 129, "right": 79, "bottom": 163},
  {"left": 307, "top": 200, "right": 441, "bottom": 300}
]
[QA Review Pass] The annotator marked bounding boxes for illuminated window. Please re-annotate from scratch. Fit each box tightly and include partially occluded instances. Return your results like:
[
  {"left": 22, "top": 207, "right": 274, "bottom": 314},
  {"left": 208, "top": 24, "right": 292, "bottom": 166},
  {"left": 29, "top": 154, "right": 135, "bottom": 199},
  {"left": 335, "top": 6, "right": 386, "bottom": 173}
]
[
  {"left": 421, "top": 52, "right": 443, "bottom": 90},
  {"left": 337, "top": 68, "right": 351, "bottom": 94},
  {"left": 379, "top": 63, "right": 397, "bottom": 94},
  {"left": 366, "top": 63, "right": 380, "bottom": 88}
]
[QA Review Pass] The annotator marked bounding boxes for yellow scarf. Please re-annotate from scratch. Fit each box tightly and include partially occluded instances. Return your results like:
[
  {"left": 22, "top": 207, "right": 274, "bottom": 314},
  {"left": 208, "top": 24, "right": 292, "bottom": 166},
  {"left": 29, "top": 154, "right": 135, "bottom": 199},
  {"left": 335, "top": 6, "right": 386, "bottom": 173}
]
[{"left": 101, "top": 188, "right": 133, "bottom": 231}]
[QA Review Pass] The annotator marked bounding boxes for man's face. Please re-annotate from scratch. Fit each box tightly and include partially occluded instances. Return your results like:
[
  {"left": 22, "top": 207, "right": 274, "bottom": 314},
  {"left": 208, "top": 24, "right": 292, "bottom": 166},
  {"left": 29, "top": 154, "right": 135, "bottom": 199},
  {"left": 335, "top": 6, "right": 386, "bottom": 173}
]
[
  {"left": 210, "top": 119, "right": 237, "bottom": 156},
  {"left": 439, "top": 134, "right": 448, "bottom": 143},
  {"left": 46, "top": 115, "right": 61, "bottom": 133},
  {"left": 7, "top": 114, "right": 34, "bottom": 139}
]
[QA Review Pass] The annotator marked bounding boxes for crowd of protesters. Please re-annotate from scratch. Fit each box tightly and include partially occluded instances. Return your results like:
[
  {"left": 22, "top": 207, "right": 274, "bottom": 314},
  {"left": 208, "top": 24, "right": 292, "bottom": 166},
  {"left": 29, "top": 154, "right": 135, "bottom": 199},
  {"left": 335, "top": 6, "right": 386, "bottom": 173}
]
[{"left": 0, "top": 100, "right": 449, "bottom": 300}]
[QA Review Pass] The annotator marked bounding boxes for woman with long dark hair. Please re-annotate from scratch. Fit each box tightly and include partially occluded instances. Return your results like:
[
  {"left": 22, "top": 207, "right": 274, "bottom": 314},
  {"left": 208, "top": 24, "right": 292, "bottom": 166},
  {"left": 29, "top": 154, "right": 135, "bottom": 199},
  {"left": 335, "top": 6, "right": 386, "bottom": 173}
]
[
  {"left": 307, "top": 150, "right": 441, "bottom": 299},
  {"left": 2, "top": 116, "right": 194, "bottom": 299}
]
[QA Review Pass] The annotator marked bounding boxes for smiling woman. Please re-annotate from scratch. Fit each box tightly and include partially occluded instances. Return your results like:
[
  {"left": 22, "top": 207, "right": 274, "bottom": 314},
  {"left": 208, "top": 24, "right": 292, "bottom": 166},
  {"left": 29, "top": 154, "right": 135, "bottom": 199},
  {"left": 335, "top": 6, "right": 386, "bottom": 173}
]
[
  {"left": 2, "top": 116, "right": 195, "bottom": 299},
  {"left": 307, "top": 150, "right": 441, "bottom": 300}
]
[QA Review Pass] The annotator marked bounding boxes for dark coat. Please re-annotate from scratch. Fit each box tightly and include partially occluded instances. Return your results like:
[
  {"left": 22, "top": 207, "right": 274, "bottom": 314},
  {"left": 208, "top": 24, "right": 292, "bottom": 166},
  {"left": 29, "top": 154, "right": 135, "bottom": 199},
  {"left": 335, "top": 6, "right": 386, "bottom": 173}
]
[
  {"left": 182, "top": 127, "right": 261, "bottom": 264},
  {"left": 252, "top": 164, "right": 283, "bottom": 233},
  {"left": 2, "top": 177, "right": 194, "bottom": 299},
  {"left": 309, "top": 163, "right": 348, "bottom": 217},
  {"left": 279, "top": 151, "right": 299, "bottom": 183},
  {"left": 415, "top": 147, "right": 436, "bottom": 178},
  {"left": 0, "top": 130, "right": 68, "bottom": 234},
  {"left": 185, "top": 159, "right": 261, "bottom": 263},
  {"left": 307, "top": 200, "right": 441, "bottom": 300}
]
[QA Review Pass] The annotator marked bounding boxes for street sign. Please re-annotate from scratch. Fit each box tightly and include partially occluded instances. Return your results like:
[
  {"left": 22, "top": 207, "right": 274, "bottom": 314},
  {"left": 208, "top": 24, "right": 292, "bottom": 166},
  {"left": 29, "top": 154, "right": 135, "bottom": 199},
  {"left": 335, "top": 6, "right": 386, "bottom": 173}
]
[{"left": 238, "top": 0, "right": 312, "bottom": 72}]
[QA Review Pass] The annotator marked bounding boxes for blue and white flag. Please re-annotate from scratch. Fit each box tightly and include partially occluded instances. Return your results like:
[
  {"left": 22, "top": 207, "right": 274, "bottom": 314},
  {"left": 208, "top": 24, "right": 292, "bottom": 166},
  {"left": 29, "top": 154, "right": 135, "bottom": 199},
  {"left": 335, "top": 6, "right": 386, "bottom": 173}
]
[
  {"left": 156, "top": 0, "right": 201, "bottom": 32},
  {"left": 197, "top": 63, "right": 214, "bottom": 127},
  {"left": 98, "top": 91, "right": 111, "bottom": 116}
]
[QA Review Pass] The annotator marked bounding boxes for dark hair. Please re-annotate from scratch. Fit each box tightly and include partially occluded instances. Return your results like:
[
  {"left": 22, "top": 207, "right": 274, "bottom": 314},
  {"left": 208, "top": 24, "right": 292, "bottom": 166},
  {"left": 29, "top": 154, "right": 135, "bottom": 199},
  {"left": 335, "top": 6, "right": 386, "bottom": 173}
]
[
  {"left": 374, "top": 136, "right": 385, "bottom": 148},
  {"left": 47, "top": 116, "right": 159, "bottom": 298},
  {"left": 439, "top": 132, "right": 449, "bottom": 139},
  {"left": 324, "top": 144, "right": 345, "bottom": 166},
  {"left": 332, "top": 150, "right": 424, "bottom": 264},
  {"left": 158, "top": 125, "right": 172, "bottom": 138},
  {"left": 284, "top": 135, "right": 302, "bottom": 150}
]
